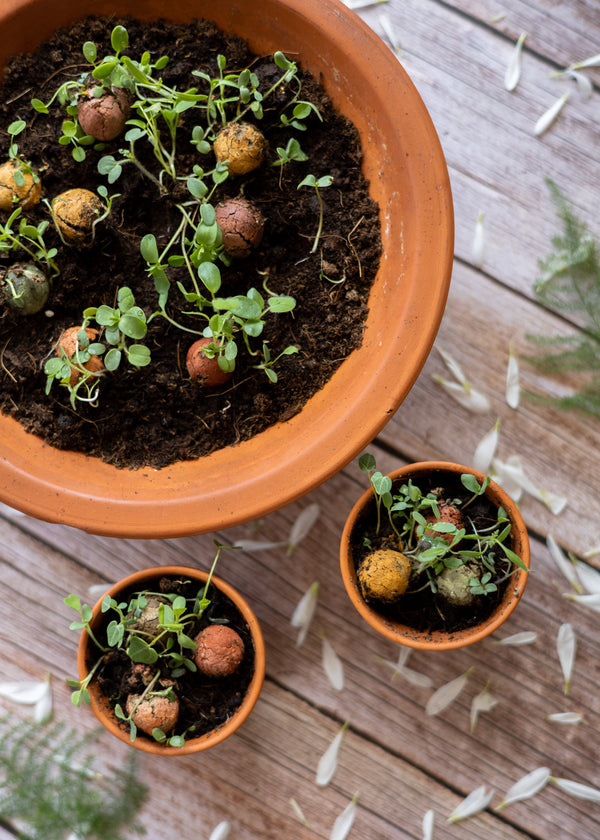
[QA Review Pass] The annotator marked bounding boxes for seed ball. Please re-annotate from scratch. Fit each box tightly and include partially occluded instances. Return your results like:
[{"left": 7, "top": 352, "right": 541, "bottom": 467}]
[
  {"left": 0, "top": 160, "right": 42, "bottom": 211},
  {"left": 357, "top": 549, "right": 412, "bottom": 604},
  {"left": 77, "top": 86, "right": 130, "bottom": 141},
  {"left": 186, "top": 337, "right": 232, "bottom": 387},
  {"left": 126, "top": 692, "right": 180, "bottom": 736},
  {"left": 52, "top": 188, "right": 103, "bottom": 244},
  {"left": 129, "top": 596, "right": 168, "bottom": 639},
  {"left": 436, "top": 565, "right": 479, "bottom": 607},
  {"left": 0, "top": 263, "right": 49, "bottom": 314},
  {"left": 424, "top": 503, "right": 464, "bottom": 545},
  {"left": 213, "top": 122, "right": 266, "bottom": 176},
  {"left": 194, "top": 624, "right": 245, "bottom": 678},
  {"left": 57, "top": 326, "right": 104, "bottom": 385},
  {"left": 215, "top": 197, "right": 264, "bottom": 258}
]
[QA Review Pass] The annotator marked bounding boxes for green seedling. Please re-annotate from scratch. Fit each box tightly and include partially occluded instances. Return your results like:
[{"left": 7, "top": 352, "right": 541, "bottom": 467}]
[
  {"left": 272, "top": 137, "right": 309, "bottom": 187},
  {"left": 297, "top": 173, "right": 334, "bottom": 252},
  {"left": 83, "top": 285, "right": 151, "bottom": 371},
  {"left": 252, "top": 341, "right": 299, "bottom": 383},
  {"left": 0, "top": 206, "right": 59, "bottom": 278}
]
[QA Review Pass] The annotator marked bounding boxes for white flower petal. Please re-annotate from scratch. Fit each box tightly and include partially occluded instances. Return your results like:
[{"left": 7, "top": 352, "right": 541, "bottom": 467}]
[
  {"left": 448, "top": 786, "right": 495, "bottom": 822},
  {"left": 574, "top": 561, "right": 600, "bottom": 594},
  {"left": 583, "top": 540, "right": 600, "bottom": 559},
  {"left": 506, "top": 346, "right": 520, "bottom": 409},
  {"left": 518, "top": 474, "right": 568, "bottom": 514},
  {"left": 546, "top": 535, "right": 580, "bottom": 590},
  {"left": 379, "top": 13, "right": 401, "bottom": 54},
  {"left": 470, "top": 685, "right": 499, "bottom": 732},
  {"left": 422, "top": 809, "right": 434, "bottom": 840},
  {"left": 496, "top": 767, "right": 551, "bottom": 809},
  {"left": 561, "top": 68, "right": 594, "bottom": 98},
  {"left": 572, "top": 52, "right": 600, "bottom": 69},
  {"left": 290, "top": 798, "right": 309, "bottom": 827},
  {"left": 553, "top": 778, "right": 600, "bottom": 802},
  {"left": 505, "top": 32, "right": 527, "bottom": 91},
  {"left": 287, "top": 503, "right": 321, "bottom": 554},
  {"left": 564, "top": 592, "right": 600, "bottom": 613},
  {"left": 322, "top": 633, "right": 345, "bottom": 691},
  {"left": 399, "top": 665, "right": 435, "bottom": 690},
  {"left": 330, "top": 793, "right": 358, "bottom": 840},
  {"left": 0, "top": 680, "right": 50, "bottom": 705},
  {"left": 426, "top": 669, "right": 471, "bottom": 716},
  {"left": 473, "top": 419, "right": 501, "bottom": 473},
  {"left": 494, "top": 630, "right": 538, "bottom": 646},
  {"left": 557, "top": 623, "right": 576, "bottom": 694},
  {"left": 491, "top": 455, "right": 524, "bottom": 502},
  {"left": 432, "top": 376, "right": 491, "bottom": 414},
  {"left": 291, "top": 582, "right": 319, "bottom": 647},
  {"left": 209, "top": 822, "right": 231, "bottom": 840},
  {"left": 233, "top": 538, "right": 285, "bottom": 552},
  {"left": 436, "top": 345, "right": 468, "bottom": 386},
  {"left": 534, "top": 91, "right": 570, "bottom": 136},
  {"left": 316, "top": 722, "right": 349, "bottom": 787},
  {"left": 547, "top": 712, "right": 582, "bottom": 724},
  {"left": 33, "top": 677, "right": 53, "bottom": 724},
  {"left": 472, "top": 211, "right": 485, "bottom": 268}
]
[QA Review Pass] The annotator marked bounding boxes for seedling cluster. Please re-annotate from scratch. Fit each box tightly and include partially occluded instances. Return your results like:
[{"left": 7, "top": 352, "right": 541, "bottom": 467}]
[{"left": 0, "top": 24, "right": 336, "bottom": 409}]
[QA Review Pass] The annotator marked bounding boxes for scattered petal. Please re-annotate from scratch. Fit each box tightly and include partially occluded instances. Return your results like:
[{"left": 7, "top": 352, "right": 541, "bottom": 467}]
[
  {"left": 546, "top": 535, "right": 581, "bottom": 591},
  {"left": 518, "top": 473, "right": 568, "bottom": 514},
  {"left": 287, "top": 503, "right": 321, "bottom": 554},
  {"left": 559, "top": 67, "right": 594, "bottom": 98},
  {"left": 505, "top": 32, "right": 527, "bottom": 91},
  {"left": 422, "top": 809, "right": 434, "bottom": 840},
  {"left": 379, "top": 13, "right": 401, "bottom": 54},
  {"left": 472, "top": 211, "right": 485, "bottom": 268},
  {"left": 571, "top": 53, "right": 600, "bottom": 69},
  {"left": 330, "top": 793, "right": 358, "bottom": 840},
  {"left": 321, "top": 632, "right": 345, "bottom": 691},
  {"left": 375, "top": 650, "right": 433, "bottom": 688},
  {"left": 496, "top": 767, "right": 551, "bottom": 809},
  {"left": 233, "top": 538, "right": 285, "bottom": 552},
  {"left": 290, "top": 798, "right": 310, "bottom": 827},
  {"left": 557, "top": 622, "right": 576, "bottom": 694},
  {"left": 490, "top": 455, "right": 524, "bottom": 502},
  {"left": 546, "top": 712, "right": 582, "bottom": 725},
  {"left": 506, "top": 346, "right": 520, "bottom": 408},
  {"left": 448, "top": 786, "right": 495, "bottom": 822},
  {"left": 573, "top": 561, "right": 600, "bottom": 594},
  {"left": 494, "top": 630, "right": 538, "bottom": 646},
  {"left": 209, "top": 822, "right": 231, "bottom": 840},
  {"left": 316, "top": 721, "right": 349, "bottom": 787},
  {"left": 433, "top": 376, "right": 491, "bottom": 413},
  {"left": 552, "top": 777, "right": 600, "bottom": 802},
  {"left": 564, "top": 592, "right": 600, "bottom": 613},
  {"left": 470, "top": 684, "right": 499, "bottom": 732},
  {"left": 534, "top": 91, "right": 570, "bottom": 136},
  {"left": 34, "top": 676, "right": 53, "bottom": 724},
  {"left": 88, "top": 582, "right": 113, "bottom": 598},
  {"left": 291, "top": 582, "right": 319, "bottom": 647},
  {"left": 344, "top": 0, "right": 388, "bottom": 8},
  {"left": 426, "top": 668, "right": 472, "bottom": 716},
  {"left": 436, "top": 345, "right": 468, "bottom": 386},
  {"left": 0, "top": 679, "right": 50, "bottom": 705},
  {"left": 473, "top": 418, "right": 501, "bottom": 473},
  {"left": 583, "top": 540, "right": 600, "bottom": 559}
]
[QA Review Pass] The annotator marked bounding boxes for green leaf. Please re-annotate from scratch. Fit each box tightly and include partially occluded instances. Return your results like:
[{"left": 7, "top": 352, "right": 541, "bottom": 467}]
[
  {"left": 82, "top": 40, "right": 97, "bottom": 63},
  {"left": 128, "top": 345, "right": 151, "bottom": 367},
  {"left": 117, "top": 286, "right": 135, "bottom": 312},
  {"left": 198, "top": 261, "right": 221, "bottom": 294},
  {"left": 31, "top": 98, "right": 48, "bottom": 114},
  {"left": 8, "top": 119, "right": 26, "bottom": 137},
  {"left": 461, "top": 473, "right": 483, "bottom": 495},
  {"left": 107, "top": 620, "right": 124, "bottom": 647},
  {"left": 93, "top": 59, "right": 118, "bottom": 79},
  {"left": 359, "top": 453, "right": 377, "bottom": 473},
  {"left": 104, "top": 348, "right": 122, "bottom": 371},
  {"left": 268, "top": 295, "right": 296, "bottom": 313},
  {"left": 127, "top": 636, "right": 159, "bottom": 664},
  {"left": 119, "top": 314, "right": 147, "bottom": 340},
  {"left": 72, "top": 146, "right": 86, "bottom": 163},
  {"left": 111, "top": 24, "right": 129, "bottom": 53},
  {"left": 140, "top": 233, "right": 159, "bottom": 264},
  {"left": 95, "top": 304, "right": 117, "bottom": 326},
  {"left": 186, "top": 177, "right": 207, "bottom": 199}
]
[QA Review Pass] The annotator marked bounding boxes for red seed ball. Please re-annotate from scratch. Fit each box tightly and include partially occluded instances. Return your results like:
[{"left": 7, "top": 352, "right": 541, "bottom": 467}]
[
  {"left": 57, "top": 326, "right": 104, "bottom": 385},
  {"left": 125, "top": 692, "right": 180, "bottom": 736},
  {"left": 215, "top": 197, "right": 264, "bottom": 258},
  {"left": 185, "top": 337, "right": 232, "bottom": 387},
  {"left": 77, "top": 87, "right": 130, "bottom": 141},
  {"left": 424, "top": 503, "right": 464, "bottom": 545},
  {"left": 194, "top": 624, "right": 245, "bottom": 678}
]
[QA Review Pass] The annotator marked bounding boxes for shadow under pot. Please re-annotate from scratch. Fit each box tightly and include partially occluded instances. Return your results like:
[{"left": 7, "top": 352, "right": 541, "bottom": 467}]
[
  {"left": 340, "top": 461, "right": 530, "bottom": 650},
  {"left": 75, "top": 565, "right": 265, "bottom": 754}
]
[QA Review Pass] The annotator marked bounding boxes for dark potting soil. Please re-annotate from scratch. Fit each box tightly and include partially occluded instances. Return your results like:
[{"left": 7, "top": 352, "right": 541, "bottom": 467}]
[
  {"left": 92, "top": 575, "right": 256, "bottom": 743},
  {"left": 0, "top": 15, "right": 381, "bottom": 469},
  {"left": 351, "top": 471, "right": 518, "bottom": 636}
]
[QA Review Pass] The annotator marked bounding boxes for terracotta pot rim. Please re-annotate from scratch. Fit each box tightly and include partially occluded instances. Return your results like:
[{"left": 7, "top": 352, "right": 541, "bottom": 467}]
[
  {"left": 340, "top": 461, "right": 530, "bottom": 651},
  {"left": 77, "top": 565, "right": 266, "bottom": 754}
]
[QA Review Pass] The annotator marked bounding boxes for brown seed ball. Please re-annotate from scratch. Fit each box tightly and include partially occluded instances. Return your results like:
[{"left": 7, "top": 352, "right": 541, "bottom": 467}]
[
  {"left": 77, "top": 86, "right": 130, "bottom": 141},
  {"left": 357, "top": 549, "right": 411, "bottom": 604},
  {"left": 436, "top": 565, "right": 478, "bottom": 607},
  {"left": 424, "top": 503, "right": 464, "bottom": 545},
  {"left": 215, "top": 197, "right": 264, "bottom": 258},
  {"left": 52, "top": 188, "right": 103, "bottom": 244},
  {"left": 0, "top": 160, "right": 42, "bottom": 211},
  {"left": 213, "top": 122, "right": 266, "bottom": 176},
  {"left": 194, "top": 624, "right": 245, "bottom": 678},
  {"left": 57, "top": 326, "right": 104, "bottom": 385},
  {"left": 129, "top": 596, "right": 168, "bottom": 639},
  {"left": 126, "top": 692, "right": 180, "bottom": 736},
  {"left": 186, "top": 337, "right": 232, "bottom": 387},
  {"left": 0, "top": 263, "right": 49, "bottom": 314}
]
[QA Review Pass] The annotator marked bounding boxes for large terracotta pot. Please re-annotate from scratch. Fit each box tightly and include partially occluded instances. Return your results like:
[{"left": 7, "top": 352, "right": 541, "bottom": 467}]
[
  {"left": 340, "top": 462, "right": 530, "bottom": 650},
  {"left": 0, "top": 0, "right": 453, "bottom": 537},
  {"left": 77, "top": 565, "right": 265, "bottom": 755}
]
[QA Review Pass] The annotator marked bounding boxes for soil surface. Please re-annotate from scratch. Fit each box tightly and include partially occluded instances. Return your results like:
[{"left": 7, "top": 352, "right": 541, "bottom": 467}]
[
  {"left": 351, "top": 471, "right": 519, "bottom": 636},
  {"left": 0, "top": 15, "right": 381, "bottom": 468},
  {"left": 91, "top": 575, "right": 256, "bottom": 744}
]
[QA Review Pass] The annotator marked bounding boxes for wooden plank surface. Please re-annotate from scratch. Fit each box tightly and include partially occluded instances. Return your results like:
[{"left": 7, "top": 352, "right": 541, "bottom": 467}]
[{"left": 2, "top": 1, "right": 600, "bottom": 839}]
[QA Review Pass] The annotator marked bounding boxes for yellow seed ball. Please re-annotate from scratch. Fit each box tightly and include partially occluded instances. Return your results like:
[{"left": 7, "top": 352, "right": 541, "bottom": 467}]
[
  {"left": 52, "top": 188, "right": 103, "bottom": 243},
  {"left": 0, "top": 160, "right": 41, "bottom": 211},
  {"left": 213, "top": 122, "right": 266, "bottom": 176},
  {"left": 357, "top": 549, "right": 411, "bottom": 604}
]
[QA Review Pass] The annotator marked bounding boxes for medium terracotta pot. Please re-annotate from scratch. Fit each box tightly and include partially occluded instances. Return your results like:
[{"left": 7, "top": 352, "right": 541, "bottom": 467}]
[
  {"left": 0, "top": 0, "right": 453, "bottom": 537},
  {"left": 77, "top": 565, "right": 265, "bottom": 754},
  {"left": 340, "top": 462, "right": 530, "bottom": 650}
]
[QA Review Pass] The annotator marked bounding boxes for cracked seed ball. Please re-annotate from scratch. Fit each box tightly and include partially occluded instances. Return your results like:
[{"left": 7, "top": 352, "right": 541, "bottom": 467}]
[
  {"left": 186, "top": 337, "right": 232, "bottom": 387},
  {"left": 215, "top": 197, "right": 264, "bottom": 258},
  {"left": 126, "top": 692, "right": 180, "bottom": 736},
  {"left": 436, "top": 564, "right": 479, "bottom": 607},
  {"left": 357, "top": 549, "right": 411, "bottom": 604},
  {"left": 77, "top": 86, "right": 130, "bottom": 141},
  {"left": 424, "top": 503, "right": 464, "bottom": 545},
  {"left": 129, "top": 596, "right": 168, "bottom": 639},
  {"left": 57, "top": 326, "right": 104, "bottom": 385},
  {"left": 194, "top": 624, "right": 245, "bottom": 678},
  {"left": 0, "top": 160, "right": 42, "bottom": 211},
  {"left": 213, "top": 122, "right": 266, "bottom": 176},
  {"left": 0, "top": 263, "right": 49, "bottom": 314},
  {"left": 52, "top": 188, "right": 103, "bottom": 244}
]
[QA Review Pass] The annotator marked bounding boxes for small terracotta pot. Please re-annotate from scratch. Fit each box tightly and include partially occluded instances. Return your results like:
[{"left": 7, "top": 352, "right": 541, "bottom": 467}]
[
  {"left": 340, "top": 462, "right": 530, "bottom": 651},
  {"left": 0, "top": 0, "right": 453, "bottom": 537},
  {"left": 77, "top": 565, "right": 265, "bottom": 754}
]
